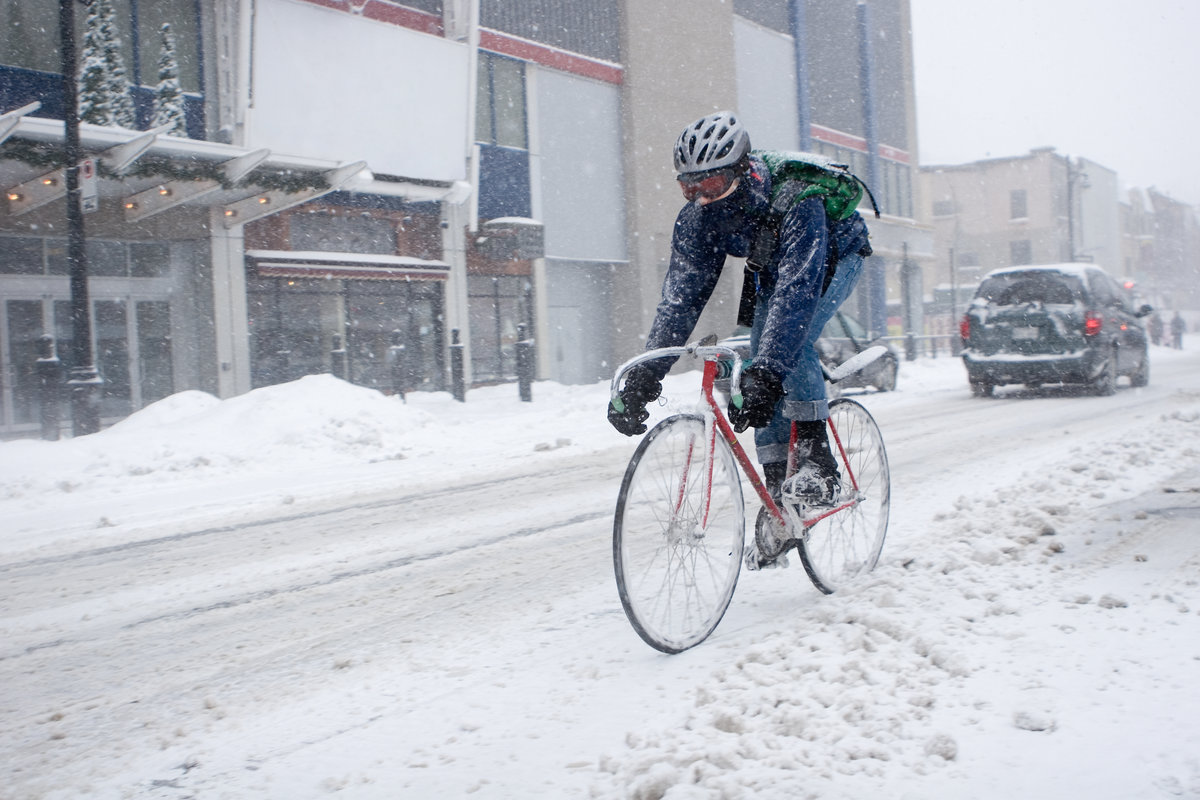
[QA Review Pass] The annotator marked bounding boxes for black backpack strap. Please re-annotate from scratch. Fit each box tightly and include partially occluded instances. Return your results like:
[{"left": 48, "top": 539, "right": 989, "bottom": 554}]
[
  {"left": 740, "top": 176, "right": 866, "bottom": 327},
  {"left": 746, "top": 178, "right": 805, "bottom": 273},
  {"left": 740, "top": 200, "right": 786, "bottom": 328},
  {"left": 736, "top": 266, "right": 758, "bottom": 329},
  {"left": 855, "top": 174, "right": 882, "bottom": 218}
]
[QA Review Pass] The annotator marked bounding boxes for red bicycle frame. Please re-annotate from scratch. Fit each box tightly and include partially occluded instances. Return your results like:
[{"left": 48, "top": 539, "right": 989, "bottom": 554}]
[{"left": 697, "top": 359, "right": 859, "bottom": 530}]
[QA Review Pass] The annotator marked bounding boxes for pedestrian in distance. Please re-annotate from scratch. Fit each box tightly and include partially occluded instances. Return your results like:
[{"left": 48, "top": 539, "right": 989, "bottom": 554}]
[
  {"left": 1171, "top": 311, "right": 1186, "bottom": 350},
  {"left": 1148, "top": 313, "right": 1163, "bottom": 347}
]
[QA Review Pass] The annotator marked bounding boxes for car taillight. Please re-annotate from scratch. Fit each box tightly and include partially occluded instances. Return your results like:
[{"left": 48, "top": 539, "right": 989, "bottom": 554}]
[
  {"left": 960, "top": 314, "right": 971, "bottom": 341},
  {"left": 1085, "top": 311, "right": 1103, "bottom": 336}
]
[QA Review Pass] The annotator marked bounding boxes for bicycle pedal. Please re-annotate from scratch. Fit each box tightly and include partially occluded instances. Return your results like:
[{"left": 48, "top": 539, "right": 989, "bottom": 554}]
[{"left": 744, "top": 545, "right": 790, "bottom": 571}]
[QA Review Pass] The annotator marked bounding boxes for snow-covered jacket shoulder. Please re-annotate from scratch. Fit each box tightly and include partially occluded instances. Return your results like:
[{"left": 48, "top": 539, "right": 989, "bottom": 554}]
[{"left": 641, "top": 158, "right": 772, "bottom": 377}]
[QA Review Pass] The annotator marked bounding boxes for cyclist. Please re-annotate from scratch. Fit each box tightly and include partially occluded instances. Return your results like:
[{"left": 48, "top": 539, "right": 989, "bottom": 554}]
[{"left": 608, "top": 111, "right": 872, "bottom": 548}]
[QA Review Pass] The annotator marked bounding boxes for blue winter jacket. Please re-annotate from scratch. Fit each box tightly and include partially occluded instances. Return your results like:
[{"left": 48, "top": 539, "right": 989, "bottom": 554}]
[{"left": 643, "top": 154, "right": 871, "bottom": 380}]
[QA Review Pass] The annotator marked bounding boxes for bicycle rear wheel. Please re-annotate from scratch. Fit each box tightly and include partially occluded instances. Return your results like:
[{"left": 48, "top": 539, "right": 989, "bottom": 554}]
[
  {"left": 614, "top": 414, "right": 744, "bottom": 653},
  {"left": 798, "top": 398, "right": 890, "bottom": 594}
]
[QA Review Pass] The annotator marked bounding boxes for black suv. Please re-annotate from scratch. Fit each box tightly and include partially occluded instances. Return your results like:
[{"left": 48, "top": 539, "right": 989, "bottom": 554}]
[{"left": 960, "top": 264, "right": 1152, "bottom": 397}]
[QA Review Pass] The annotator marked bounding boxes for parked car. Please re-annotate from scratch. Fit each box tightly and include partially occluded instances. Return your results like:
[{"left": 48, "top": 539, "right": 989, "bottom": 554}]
[
  {"left": 817, "top": 311, "right": 899, "bottom": 392},
  {"left": 960, "top": 263, "right": 1152, "bottom": 397},
  {"left": 716, "top": 310, "right": 900, "bottom": 395}
]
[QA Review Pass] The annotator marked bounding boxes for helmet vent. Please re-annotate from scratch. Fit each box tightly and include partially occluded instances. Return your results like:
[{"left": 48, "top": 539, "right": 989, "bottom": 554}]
[{"left": 672, "top": 111, "right": 750, "bottom": 174}]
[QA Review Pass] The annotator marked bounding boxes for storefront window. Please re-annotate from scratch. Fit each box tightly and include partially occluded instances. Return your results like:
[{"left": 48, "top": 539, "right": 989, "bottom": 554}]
[
  {"left": 247, "top": 274, "right": 445, "bottom": 393},
  {"left": 95, "top": 300, "right": 132, "bottom": 418},
  {"left": 0, "top": 237, "right": 43, "bottom": 275},
  {"left": 137, "top": 301, "right": 173, "bottom": 404},
  {"left": 130, "top": 242, "right": 170, "bottom": 277},
  {"left": 468, "top": 275, "right": 533, "bottom": 383},
  {"left": 4, "top": 300, "right": 44, "bottom": 425},
  {"left": 87, "top": 240, "right": 128, "bottom": 277}
]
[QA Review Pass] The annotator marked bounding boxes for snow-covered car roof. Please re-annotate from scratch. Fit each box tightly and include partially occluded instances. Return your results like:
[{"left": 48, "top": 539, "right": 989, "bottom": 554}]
[{"left": 981, "top": 263, "right": 1106, "bottom": 280}]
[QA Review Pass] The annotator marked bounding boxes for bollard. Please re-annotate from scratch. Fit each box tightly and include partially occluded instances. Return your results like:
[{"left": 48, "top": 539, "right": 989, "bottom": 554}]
[
  {"left": 35, "top": 334, "right": 62, "bottom": 441},
  {"left": 904, "top": 332, "right": 917, "bottom": 362},
  {"left": 515, "top": 323, "right": 534, "bottom": 402},
  {"left": 330, "top": 334, "right": 347, "bottom": 381},
  {"left": 387, "top": 329, "right": 407, "bottom": 401},
  {"left": 275, "top": 348, "right": 291, "bottom": 383},
  {"left": 449, "top": 328, "right": 465, "bottom": 402}
]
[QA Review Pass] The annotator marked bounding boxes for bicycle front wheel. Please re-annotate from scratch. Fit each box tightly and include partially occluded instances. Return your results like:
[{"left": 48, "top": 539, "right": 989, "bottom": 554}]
[
  {"left": 614, "top": 414, "right": 745, "bottom": 653},
  {"left": 798, "top": 398, "right": 890, "bottom": 594}
]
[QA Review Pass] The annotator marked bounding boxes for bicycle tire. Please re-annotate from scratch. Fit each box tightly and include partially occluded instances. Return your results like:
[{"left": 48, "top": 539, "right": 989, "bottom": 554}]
[
  {"left": 797, "top": 398, "right": 890, "bottom": 594},
  {"left": 613, "top": 414, "right": 744, "bottom": 653}
]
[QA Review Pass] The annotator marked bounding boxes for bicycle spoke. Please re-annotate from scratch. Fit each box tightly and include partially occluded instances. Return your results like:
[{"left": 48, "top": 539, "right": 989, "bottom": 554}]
[
  {"left": 797, "top": 398, "right": 890, "bottom": 594},
  {"left": 614, "top": 415, "right": 744, "bottom": 653}
]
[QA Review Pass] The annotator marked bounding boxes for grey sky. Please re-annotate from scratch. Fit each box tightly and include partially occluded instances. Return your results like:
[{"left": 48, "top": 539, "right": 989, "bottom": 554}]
[{"left": 910, "top": 0, "right": 1200, "bottom": 207}]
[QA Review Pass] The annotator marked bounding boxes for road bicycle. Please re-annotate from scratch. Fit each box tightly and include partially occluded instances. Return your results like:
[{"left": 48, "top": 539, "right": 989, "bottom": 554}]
[{"left": 610, "top": 337, "right": 890, "bottom": 653}]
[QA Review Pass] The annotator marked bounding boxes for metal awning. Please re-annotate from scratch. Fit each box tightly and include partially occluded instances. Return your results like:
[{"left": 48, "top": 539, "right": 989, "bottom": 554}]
[
  {"left": 1, "top": 105, "right": 470, "bottom": 225},
  {"left": 247, "top": 249, "right": 450, "bottom": 281}
]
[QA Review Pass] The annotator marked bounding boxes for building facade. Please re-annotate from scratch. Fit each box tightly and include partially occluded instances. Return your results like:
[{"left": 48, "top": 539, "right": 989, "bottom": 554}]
[
  {"left": 1, "top": 0, "right": 928, "bottom": 438},
  {"left": 618, "top": 0, "right": 931, "bottom": 360},
  {"left": 920, "top": 147, "right": 1198, "bottom": 330}
]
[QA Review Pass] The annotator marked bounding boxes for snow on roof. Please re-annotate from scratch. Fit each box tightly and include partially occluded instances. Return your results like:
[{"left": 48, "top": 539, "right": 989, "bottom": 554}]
[
  {"left": 983, "top": 262, "right": 1108, "bottom": 279},
  {"left": 246, "top": 250, "right": 447, "bottom": 268}
]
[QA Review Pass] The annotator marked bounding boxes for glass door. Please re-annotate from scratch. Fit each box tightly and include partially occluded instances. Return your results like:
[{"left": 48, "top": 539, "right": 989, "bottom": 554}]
[
  {"left": 94, "top": 300, "right": 132, "bottom": 419},
  {"left": 136, "top": 301, "right": 174, "bottom": 405},
  {"left": 3, "top": 299, "right": 48, "bottom": 427}
]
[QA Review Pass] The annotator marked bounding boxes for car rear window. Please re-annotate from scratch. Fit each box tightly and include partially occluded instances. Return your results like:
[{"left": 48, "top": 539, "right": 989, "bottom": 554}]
[{"left": 975, "top": 272, "right": 1084, "bottom": 306}]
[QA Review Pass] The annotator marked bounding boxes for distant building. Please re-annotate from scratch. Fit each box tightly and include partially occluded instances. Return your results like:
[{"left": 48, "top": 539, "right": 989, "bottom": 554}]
[
  {"left": 1141, "top": 189, "right": 1200, "bottom": 316},
  {"left": 920, "top": 147, "right": 1198, "bottom": 330},
  {"left": 921, "top": 148, "right": 1124, "bottom": 327}
]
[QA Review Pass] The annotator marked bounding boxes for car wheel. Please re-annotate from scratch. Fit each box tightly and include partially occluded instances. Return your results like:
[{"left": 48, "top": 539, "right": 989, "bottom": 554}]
[
  {"left": 1130, "top": 347, "right": 1150, "bottom": 387},
  {"left": 970, "top": 379, "right": 994, "bottom": 398},
  {"left": 1092, "top": 348, "right": 1118, "bottom": 396},
  {"left": 874, "top": 356, "right": 898, "bottom": 392}
]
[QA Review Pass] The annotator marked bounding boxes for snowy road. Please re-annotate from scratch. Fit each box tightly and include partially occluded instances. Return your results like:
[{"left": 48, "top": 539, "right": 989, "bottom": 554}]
[{"left": 3, "top": 349, "right": 1200, "bottom": 798}]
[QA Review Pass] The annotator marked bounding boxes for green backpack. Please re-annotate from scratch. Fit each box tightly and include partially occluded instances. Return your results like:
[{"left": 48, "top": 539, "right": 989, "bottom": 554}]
[
  {"left": 753, "top": 149, "right": 879, "bottom": 222},
  {"left": 738, "top": 150, "right": 879, "bottom": 327}
]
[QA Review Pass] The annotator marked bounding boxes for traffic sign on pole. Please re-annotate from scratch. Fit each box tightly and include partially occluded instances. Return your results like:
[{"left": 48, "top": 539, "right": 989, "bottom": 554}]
[{"left": 80, "top": 157, "right": 98, "bottom": 213}]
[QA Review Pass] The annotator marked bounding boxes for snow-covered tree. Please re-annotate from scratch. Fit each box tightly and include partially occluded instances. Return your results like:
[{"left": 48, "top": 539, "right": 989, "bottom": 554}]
[
  {"left": 152, "top": 23, "right": 187, "bottom": 137},
  {"left": 77, "top": 0, "right": 136, "bottom": 129}
]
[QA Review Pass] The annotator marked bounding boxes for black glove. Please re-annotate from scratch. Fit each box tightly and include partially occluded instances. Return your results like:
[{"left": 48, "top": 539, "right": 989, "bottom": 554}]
[
  {"left": 728, "top": 365, "right": 784, "bottom": 433},
  {"left": 608, "top": 366, "right": 662, "bottom": 436}
]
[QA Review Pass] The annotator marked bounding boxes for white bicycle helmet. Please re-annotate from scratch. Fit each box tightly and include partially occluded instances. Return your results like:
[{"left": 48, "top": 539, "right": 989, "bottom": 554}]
[{"left": 673, "top": 111, "right": 751, "bottom": 175}]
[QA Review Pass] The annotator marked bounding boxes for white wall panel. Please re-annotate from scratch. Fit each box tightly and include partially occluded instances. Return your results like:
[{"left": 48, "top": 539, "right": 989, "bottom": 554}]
[
  {"left": 250, "top": 0, "right": 469, "bottom": 182},
  {"left": 733, "top": 18, "right": 800, "bottom": 152},
  {"left": 534, "top": 69, "right": 626, "bottom": 261}
]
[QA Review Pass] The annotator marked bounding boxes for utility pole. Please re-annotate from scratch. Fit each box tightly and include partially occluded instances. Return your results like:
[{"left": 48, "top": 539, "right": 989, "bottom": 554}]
[
  {"left": 59, "top": 0, "right": 103, "bottom": 436},
  {"left": 788, "top": 0, "right": 812, "bottom": 151},
  {"left": 856, "top": 1, "right": 887, "bottom": 338}
]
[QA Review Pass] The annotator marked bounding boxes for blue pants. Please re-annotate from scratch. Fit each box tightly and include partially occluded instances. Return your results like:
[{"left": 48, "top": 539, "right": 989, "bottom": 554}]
[{"left": 749, "top": 253, "right": 864, "bottom": 465}]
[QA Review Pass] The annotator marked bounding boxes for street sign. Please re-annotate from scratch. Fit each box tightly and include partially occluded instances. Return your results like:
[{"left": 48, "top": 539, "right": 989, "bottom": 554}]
[{"left": 79, "top": 157, "right": 98, "bottom": 213}]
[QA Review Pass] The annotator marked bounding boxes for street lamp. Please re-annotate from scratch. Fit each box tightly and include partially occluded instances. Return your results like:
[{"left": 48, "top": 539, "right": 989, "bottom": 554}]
[{"left": 58, "top": 0, "right": 103, "bottom": 436}]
